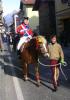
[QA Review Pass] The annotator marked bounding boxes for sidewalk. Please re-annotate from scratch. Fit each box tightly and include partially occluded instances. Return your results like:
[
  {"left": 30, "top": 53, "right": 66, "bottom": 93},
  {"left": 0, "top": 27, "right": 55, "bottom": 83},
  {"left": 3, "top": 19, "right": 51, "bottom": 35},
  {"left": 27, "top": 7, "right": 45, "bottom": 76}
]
[{"left": 63, "top": 46, "right": 70, "bottom": 65}]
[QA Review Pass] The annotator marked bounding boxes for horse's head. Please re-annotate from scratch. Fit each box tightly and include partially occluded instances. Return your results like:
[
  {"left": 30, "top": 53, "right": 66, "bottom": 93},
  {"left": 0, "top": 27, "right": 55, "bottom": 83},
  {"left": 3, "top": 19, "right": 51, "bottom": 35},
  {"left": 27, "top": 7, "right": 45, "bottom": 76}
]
[{"left": 36, "top": 36, "right": 48, "bottom": 57}]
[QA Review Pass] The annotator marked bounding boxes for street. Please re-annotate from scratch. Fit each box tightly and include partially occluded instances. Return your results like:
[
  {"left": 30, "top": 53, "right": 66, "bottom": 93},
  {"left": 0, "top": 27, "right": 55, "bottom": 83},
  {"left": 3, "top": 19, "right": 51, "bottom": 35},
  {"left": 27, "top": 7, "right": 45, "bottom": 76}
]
[
  {"left": 0, "top": 38, "right": 70, "bottom": 100},
  {"left": 1, "top": 0, "right": 70, "bottom": 100}
]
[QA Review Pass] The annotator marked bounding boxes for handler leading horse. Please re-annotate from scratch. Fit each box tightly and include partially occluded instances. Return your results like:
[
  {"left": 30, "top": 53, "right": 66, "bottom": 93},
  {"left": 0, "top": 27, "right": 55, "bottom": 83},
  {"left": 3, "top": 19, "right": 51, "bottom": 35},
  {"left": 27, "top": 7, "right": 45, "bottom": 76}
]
[{"left": 20, "top": 35, "right": 48, "bottom": 86}]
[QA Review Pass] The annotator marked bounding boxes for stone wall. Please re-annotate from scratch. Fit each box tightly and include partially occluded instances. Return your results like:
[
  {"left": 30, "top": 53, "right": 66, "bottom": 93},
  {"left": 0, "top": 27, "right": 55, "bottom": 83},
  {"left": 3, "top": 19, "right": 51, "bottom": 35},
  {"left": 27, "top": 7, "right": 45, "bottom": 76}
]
[{"left": 39, "top": 1, "right": 56, "bottom": 36}]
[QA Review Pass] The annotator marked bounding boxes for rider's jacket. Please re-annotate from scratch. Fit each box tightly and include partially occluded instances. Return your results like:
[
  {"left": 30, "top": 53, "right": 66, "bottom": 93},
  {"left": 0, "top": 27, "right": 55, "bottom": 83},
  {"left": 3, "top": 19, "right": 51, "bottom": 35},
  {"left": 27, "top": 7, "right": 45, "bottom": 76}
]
[{"left": 16, "top": 23, "right": 33, "bottom": 37}]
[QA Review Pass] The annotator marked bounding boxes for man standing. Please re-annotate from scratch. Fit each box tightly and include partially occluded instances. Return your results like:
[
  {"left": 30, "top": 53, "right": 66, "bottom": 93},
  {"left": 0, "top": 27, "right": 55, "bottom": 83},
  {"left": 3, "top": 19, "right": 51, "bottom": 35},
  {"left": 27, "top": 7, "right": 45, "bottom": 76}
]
[
  {"left": 16, "top": 17, "right": 33, "bottom": 50},
  {"left": 48, "top": 34, "right": 65, "bottom": 91}
]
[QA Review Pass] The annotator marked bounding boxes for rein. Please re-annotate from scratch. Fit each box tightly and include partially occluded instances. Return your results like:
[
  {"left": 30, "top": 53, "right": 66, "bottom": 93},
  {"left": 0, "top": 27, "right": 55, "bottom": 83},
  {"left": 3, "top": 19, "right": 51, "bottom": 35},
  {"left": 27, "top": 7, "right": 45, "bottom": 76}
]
[{"left": 38, "top": 58, "right": 68, "bottom": 80}]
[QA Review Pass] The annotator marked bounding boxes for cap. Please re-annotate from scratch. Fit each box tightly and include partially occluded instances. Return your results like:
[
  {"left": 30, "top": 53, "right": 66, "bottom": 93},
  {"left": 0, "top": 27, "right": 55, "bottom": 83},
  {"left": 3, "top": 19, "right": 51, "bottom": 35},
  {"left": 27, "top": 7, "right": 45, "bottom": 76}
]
[
  {"left": 23, "top": 17, "right": 29, "bottom": 20},
  {"left": 21, "top": 17, "right": 29, "bottom": 24}
]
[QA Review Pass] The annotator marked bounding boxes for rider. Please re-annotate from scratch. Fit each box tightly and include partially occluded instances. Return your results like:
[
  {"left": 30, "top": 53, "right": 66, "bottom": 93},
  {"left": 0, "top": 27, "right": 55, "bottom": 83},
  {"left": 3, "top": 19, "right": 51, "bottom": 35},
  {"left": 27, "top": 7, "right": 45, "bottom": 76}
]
[
  {"left": 16, "top": 17, "right": 33, "bottom": 51},
  {"left": 48, "top": 34, "right": 65, "bottom": 91}
]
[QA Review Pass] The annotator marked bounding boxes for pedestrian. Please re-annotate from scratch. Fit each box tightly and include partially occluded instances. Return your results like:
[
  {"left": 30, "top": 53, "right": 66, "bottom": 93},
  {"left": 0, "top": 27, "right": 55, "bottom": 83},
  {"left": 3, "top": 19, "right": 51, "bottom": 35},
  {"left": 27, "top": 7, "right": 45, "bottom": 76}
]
[{"left": 48, "top": 34, "right": 65, "bottom": 91}]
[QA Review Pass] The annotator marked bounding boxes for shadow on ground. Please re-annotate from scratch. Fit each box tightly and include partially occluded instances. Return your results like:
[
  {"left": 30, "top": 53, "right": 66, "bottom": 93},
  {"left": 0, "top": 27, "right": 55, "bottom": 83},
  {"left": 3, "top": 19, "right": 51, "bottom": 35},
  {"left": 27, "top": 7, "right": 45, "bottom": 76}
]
[{"left": 1, "top": 45, "right": 70, "bottom": 91}]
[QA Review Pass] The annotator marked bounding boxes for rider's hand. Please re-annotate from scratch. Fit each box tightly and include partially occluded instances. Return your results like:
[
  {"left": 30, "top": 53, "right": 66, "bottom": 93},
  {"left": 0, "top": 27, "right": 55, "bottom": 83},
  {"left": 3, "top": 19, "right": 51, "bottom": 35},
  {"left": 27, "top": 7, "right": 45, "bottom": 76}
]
[{"left": 27, "top": 37, "right": 30, "bottom": 41}]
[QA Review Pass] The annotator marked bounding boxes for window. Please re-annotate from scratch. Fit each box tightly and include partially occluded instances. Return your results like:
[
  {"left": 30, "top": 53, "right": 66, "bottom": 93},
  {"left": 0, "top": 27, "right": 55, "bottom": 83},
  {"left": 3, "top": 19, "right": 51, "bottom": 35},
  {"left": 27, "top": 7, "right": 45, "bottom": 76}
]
[
  {"left": 61, "top": 0, "right": 68, "bottom": 3},
  {"left": 68, "top": 0, "right": 70, "bottom": 6}
]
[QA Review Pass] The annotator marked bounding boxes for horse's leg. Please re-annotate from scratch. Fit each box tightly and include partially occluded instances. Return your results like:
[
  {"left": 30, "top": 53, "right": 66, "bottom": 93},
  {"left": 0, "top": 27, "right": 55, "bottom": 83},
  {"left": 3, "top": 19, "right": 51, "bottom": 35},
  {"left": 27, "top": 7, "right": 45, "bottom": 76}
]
[
  {"left": 35, "top": 63, "right": 40, "bottom": 86},
  {"left": 23, "top": 63, "right": 29, "bottom": 81}
]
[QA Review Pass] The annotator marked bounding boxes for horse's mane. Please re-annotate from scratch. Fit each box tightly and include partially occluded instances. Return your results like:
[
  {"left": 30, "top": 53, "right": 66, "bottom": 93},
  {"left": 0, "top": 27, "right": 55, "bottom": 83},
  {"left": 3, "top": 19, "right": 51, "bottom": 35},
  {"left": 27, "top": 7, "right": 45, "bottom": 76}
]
[
  {"left": 35, "top": 35, "right": 47, "bottom": 44},
  {"left": 22, "top": 35, "right": 47, "bottom": 51},
  {"left": 29, "top": 35, "right": 47, "bottom": 45}
]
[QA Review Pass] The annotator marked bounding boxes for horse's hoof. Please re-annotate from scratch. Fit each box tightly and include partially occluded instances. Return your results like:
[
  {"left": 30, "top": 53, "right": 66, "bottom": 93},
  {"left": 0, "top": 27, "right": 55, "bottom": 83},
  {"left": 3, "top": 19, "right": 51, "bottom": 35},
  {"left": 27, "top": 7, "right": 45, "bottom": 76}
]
[
  {"left": 24, "top": 77, "right": 29, "bottom": 81},
  {"left": 37, "top": 80, "right": 41, "bottom": 87}
]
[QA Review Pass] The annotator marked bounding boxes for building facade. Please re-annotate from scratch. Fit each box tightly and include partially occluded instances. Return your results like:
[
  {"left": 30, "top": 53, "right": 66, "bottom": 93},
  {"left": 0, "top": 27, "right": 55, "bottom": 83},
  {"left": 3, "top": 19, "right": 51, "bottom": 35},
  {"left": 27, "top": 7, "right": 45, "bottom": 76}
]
[
  {"left": 20, "top": 0, "right": 39, "bottom": 31},
  {"left": 33, "top": 0, "right": 56, "bottom": 39},
  {"left": 55, "top": 0, "right": 70, "bottom": 34},
  {"left": 55, "top": 0, "right": 70, "bottom": 44}
]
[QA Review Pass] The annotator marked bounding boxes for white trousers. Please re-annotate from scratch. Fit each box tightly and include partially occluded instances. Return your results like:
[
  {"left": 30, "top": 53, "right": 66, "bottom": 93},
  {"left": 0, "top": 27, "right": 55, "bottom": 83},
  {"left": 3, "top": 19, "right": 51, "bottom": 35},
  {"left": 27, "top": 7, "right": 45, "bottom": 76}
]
[{"left": 17, "top": 35, "right": 32, "bottom": 50}]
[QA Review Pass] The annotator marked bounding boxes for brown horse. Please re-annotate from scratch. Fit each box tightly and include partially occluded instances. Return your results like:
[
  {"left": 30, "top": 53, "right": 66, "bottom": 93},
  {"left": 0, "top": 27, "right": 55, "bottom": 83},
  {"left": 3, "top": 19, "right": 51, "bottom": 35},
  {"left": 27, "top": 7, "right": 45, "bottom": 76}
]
[{"left": 20, "top": 35, "right": 48, "bottom": 86}]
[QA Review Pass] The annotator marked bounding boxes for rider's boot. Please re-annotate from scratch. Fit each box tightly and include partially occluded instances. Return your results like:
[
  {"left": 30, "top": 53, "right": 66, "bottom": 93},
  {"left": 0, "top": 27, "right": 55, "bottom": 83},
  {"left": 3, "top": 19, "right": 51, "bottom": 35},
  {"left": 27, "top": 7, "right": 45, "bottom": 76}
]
[{"left": 17, "top": 50, "right": 21, "bottom": 59}]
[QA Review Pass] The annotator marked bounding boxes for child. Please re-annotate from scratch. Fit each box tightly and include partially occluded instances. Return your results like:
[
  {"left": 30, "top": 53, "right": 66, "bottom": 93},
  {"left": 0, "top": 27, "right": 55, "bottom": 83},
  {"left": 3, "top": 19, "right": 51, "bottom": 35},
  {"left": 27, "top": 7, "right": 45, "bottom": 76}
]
[
  {"left": 16, "top": 17, "right": 33, "bottom": 50},
  {"left": 48, "top": 34, "right": 65, "bottom": 91}
]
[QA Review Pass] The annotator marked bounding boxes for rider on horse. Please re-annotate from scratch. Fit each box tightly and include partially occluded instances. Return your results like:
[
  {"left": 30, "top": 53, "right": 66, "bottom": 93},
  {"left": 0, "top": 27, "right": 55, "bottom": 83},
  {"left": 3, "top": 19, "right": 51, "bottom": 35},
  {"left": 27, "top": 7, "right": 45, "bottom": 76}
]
[{"left": 16, "top": 17, "right": 33, "bottom": 51}]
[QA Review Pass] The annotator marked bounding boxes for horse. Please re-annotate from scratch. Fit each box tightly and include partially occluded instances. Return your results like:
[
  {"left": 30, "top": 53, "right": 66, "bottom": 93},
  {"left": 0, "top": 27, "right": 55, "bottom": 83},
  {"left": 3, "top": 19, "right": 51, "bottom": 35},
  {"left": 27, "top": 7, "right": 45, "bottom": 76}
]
[{"left": 20, "top": 35, "right": 48, "bottom": 86}]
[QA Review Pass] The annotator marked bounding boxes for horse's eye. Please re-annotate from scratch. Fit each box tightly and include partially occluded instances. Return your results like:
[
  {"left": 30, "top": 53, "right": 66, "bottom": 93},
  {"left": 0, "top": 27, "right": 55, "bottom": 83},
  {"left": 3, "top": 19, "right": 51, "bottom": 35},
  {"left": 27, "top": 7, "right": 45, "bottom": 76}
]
[
  {"left": 38, "top": 42, "right": 42, "bottom": 44},
  {"left": 39, "top": 44, "right": 43, "bottom": 47}
]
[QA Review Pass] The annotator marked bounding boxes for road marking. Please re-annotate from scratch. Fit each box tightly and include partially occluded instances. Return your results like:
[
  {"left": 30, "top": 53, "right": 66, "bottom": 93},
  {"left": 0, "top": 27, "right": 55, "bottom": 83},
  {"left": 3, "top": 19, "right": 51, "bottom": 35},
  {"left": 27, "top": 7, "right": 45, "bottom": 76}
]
[
  {"left": 13, "top": 76, "right": 25, "bottom": 100},
  {"left": 8, "top": 53, "right": 25, "bottom": 100}
]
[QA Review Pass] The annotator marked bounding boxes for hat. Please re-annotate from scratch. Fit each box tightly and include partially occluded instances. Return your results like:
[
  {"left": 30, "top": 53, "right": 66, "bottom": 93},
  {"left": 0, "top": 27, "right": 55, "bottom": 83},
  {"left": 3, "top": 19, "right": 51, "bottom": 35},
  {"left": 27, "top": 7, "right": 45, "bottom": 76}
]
[
  {"left": 21, "top": 17, "right": 29, "bottom": 24},
  {"left": 23, "top": 17, "right": 29, "bottom": 20}
]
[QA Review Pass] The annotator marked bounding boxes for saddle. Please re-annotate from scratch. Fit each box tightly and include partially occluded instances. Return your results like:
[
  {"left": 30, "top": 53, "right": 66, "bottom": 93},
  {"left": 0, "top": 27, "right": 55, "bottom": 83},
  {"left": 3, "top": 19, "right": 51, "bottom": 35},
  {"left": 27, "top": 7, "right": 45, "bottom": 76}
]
[{"left": 20, "top": 37, "right": 31, "bottom": 52}]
